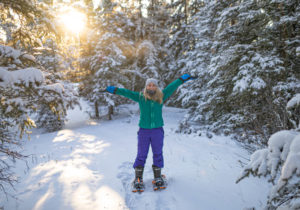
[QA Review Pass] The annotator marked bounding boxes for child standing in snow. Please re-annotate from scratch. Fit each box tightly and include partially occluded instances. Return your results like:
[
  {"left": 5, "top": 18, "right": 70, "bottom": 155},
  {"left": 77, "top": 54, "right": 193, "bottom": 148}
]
[{"left": 106, "top": 74, "right": 195, "bottom": 190}]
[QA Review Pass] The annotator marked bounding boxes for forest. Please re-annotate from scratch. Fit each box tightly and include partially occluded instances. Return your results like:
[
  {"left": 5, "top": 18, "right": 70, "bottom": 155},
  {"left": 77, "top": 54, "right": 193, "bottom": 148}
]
[{"left": 0, "top": 0, "right": 299, "bottom": 209}]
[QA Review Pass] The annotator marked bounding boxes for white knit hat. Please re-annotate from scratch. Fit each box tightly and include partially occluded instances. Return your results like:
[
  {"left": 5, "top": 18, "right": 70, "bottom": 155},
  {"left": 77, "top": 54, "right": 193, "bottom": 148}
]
[{"left": 145, "top": 78, "right": 158, "bottom": 87}]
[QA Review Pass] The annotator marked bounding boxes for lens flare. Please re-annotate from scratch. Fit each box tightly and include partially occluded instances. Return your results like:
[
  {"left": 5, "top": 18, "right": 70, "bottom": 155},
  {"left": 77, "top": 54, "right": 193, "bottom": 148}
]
[{"left": 58, "top": 8, "right": 86, "bottom": 34}]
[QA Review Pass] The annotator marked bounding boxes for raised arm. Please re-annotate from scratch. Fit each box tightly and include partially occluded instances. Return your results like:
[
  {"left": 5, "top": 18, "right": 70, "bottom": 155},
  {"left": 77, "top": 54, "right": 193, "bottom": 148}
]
[
  {"left": 106, "top": 86, "right": 140, "bottom": 102},
  {"left": 162, "top": 74, "right": 196, "bottom": 102},
  {"left": 162, "top": 79, "right": 183, "bottom": 102}
]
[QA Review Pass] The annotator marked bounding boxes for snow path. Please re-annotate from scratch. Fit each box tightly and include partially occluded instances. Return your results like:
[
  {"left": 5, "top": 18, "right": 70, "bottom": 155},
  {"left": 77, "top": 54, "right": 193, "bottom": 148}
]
[{"left": 1, "top": 104, "right": 269, "bottom": 210}]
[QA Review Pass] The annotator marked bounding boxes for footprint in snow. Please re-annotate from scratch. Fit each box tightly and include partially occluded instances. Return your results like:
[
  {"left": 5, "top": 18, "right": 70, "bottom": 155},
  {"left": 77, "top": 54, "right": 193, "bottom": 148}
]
[
  {"left": 117, "top": 161, "right": 140, "bottom": 209},
  {"left": 117, "top": 162, "right": 177, "bottom": 210}
]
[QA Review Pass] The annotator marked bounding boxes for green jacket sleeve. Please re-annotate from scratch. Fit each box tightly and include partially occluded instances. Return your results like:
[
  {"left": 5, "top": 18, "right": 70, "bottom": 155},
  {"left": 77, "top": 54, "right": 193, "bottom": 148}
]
[
  {"left": 163, "top": 79, "right": 183, "bottom": 102},
  {"left": 115, "top": 88, "right": 140, "bottom": 102}
]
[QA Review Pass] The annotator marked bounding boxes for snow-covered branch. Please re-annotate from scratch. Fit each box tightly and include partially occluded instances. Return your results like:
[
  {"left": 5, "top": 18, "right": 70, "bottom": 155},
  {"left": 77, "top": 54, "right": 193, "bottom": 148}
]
[{"left": 237, "top": 130, "right": 300, "bottom": 209}]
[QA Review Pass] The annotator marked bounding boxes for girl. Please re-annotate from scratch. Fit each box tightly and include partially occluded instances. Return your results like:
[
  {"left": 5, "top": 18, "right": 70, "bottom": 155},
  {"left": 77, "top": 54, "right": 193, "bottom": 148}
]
[{"left": 106, "top": 74, "right": 194, "bottom": 191}]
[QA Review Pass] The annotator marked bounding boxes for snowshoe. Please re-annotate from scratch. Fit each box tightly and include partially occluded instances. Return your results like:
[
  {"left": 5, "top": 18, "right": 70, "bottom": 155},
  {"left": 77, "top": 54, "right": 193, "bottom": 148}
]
[
  {"left": 132, "top": 177, "right": 145, "bottom": 193},
  {"left": 152, "top": 174, "right": 167, "bottom": 191},
  {"left": 152, "top": 165, "right": 167, "bottom": 191},
  {"left": 132, "top": 166, "right": 145, "bottom": 193}
]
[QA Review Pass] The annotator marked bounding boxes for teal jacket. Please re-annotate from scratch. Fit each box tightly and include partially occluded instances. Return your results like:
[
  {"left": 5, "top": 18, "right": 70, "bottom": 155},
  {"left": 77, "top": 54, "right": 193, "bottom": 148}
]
[{"left": 115, "top": 79, "right": 183, "bottom": 129}]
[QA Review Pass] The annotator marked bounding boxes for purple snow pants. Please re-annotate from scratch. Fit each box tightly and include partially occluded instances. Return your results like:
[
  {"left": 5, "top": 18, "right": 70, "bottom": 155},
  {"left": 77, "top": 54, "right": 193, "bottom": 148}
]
[{"left": 133, "top": 127, "right": 164, "bottom": 168}]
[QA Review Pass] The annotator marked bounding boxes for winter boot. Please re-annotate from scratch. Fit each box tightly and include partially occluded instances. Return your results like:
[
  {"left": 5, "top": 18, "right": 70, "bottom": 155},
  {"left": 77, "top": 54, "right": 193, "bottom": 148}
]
[
  {"left": 132, "top": 166, "right": 144, "bottom": 192},
  {"left": 152, "top": 165, "right": 165, "bottom": 188}
]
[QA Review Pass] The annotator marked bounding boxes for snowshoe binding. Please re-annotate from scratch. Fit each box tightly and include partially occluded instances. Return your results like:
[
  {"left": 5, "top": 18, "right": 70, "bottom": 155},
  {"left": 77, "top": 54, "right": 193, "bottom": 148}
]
[
  {"left": 132, "top": 166, "right": 145, "bottom": 193},
  {"left": 152, "top": 165, "right": 167, "bottom": 191},
  {"left": 132, "top": 177, "right": 145, "bottom": 193}
]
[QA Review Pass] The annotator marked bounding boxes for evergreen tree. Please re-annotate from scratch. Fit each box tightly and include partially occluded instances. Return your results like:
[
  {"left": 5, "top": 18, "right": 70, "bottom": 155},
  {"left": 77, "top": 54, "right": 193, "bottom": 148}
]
[
  {"left": 0, "top": 0, "right": 79, "bottom": 194},
  {"left": 0, "top": 45, "right": 61, "bottom": 194},
  {"left": 163, "top": 0, "right": 193, "bottom": 84},
  {"left": 143, "top": 0, "right": 171, "bottom": 82},
  {"left": 176, "top": 0, "right": 300, "bottom": 145},
  {"left": 80, "top": 0, "right": 135, "bottom": 119},
  {"left": 80, "top": 0, "right": 174, "bottom": 119},
  {"left": 0, "top": 0, "right": 56, "bottom": 50},
  {"left": 237, "top": 129, "right": 300, "bottom": 208},
  {"left": 32, "top": 34, "right": 80, "bottom": 131},
  {"left": 175, "top": 0, "right": 232, "bottom": 135}
]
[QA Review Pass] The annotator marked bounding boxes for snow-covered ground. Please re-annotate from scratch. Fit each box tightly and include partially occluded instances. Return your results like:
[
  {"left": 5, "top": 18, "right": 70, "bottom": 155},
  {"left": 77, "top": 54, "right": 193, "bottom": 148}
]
[{"left": 1, "top": 103, "right": 270, "bottom": 210}]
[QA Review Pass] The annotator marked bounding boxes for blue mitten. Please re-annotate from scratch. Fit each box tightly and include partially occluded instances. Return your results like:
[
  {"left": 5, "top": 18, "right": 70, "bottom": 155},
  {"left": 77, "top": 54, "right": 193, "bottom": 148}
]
[
  {"left": 106, "top": 86, "right": 117, "bottom": 94},
  {"left": 179, "top": 74, "right": 192, "bottom": 83}
]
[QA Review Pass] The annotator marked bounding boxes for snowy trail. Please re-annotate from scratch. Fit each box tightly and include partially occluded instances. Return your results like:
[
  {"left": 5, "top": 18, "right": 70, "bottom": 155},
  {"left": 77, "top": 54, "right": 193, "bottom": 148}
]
[{"left": 1, "top": 104, "right": 269, "bottom": 210}]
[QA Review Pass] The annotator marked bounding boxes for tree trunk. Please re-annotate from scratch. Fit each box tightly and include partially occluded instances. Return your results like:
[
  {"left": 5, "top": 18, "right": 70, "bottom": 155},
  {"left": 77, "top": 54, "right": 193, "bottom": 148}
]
[
  {"left": 184, "top": 0, "right": 189, "bottom": 24},
  {"left": 95, "top": 101, "right": 99, "bottom": 119},
  {"left": 108, "top": 105, "right": 114, "bottom": 120},
  {"left": 138, "top": 0, "right": 144, "bottom": 39}
]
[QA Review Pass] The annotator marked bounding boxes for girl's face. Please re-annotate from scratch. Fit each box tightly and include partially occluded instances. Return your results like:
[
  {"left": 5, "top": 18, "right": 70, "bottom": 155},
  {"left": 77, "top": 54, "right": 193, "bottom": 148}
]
[{"left": 146, "top": 83, "right": 157, "bottom": 91}]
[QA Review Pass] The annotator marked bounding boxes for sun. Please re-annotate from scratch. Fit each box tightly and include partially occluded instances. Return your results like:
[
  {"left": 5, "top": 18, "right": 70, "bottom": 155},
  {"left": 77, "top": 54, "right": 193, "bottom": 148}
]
[{"left": 58, "top": 8, "right": 87, "bottom": 34}]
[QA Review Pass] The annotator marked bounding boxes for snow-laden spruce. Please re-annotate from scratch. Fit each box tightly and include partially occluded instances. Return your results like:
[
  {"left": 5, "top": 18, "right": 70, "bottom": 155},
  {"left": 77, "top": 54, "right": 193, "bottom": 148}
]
[
  {"left": 297, "top": 47, "right": 300, "bottom": 57},
  {"left": 79, "top": 9, "right": 135, "bottom": 119},
  {"left": 0, "top": 44, "right": 79, "bottom": 195},
  {"left": 237, "top": 93, "right": 300, "bottom": 209},
  {"left": 0, "top": 67, "right": 44, "bottom": 87},
  {"left": 237, "top": 130, "right": 300, "bottom": 209},
  {"left": 287, "top": 94, "right": 300, "bottom": 110},
  {"left": 79, "top": 3, "right": 172, "bottom": 119},
  {"left": 172, "top": 0, "right": 300, "bottom": 145},
  {"left": 286, "top": 93, "right": 300, "bottom": 131}
]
